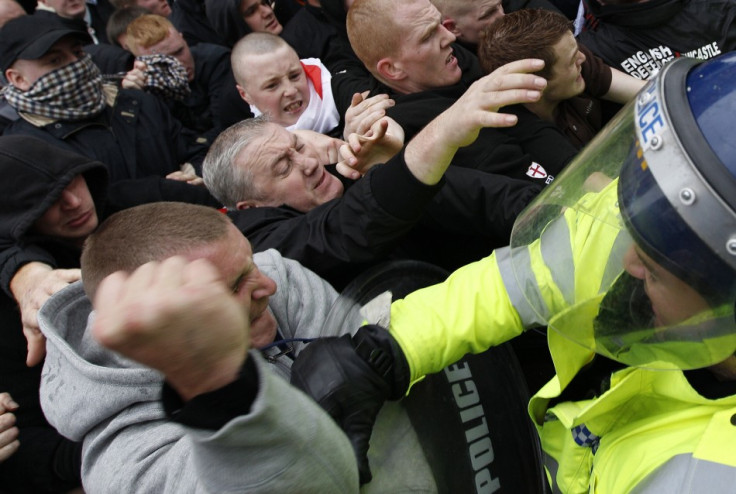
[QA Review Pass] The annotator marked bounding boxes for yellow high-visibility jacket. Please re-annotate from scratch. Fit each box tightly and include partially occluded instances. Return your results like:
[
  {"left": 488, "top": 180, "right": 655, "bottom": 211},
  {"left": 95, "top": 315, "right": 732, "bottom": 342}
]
[{"left": 388, "top": 181, "right": 736, "bottom": 493}]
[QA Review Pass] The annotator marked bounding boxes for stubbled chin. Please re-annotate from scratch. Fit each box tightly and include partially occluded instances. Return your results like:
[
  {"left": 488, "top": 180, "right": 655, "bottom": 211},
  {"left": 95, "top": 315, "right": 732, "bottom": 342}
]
[{"left": 251, "top": 312, "right": 278, "bottom": 349}]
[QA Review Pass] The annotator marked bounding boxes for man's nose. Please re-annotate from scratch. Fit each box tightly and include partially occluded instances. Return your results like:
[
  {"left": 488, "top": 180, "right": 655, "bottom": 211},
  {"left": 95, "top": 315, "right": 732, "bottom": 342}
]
[
  {"left": 252, "top": 273, "right": 277, "bottom": 300},
  {"left": 59, "top": 189, "right": 82, "bottom": 210},
  {"left": 439, "top": 24, "right": 456, "bottom": 45},
  {"left": 623, "top": 246, "right": 646, "bottom": 280},
  {"left": 283, "top": 80, "right": 298, "bottom": 96},
  {"left": 294, "top": 152, "right": 318, "bottom": 175}
]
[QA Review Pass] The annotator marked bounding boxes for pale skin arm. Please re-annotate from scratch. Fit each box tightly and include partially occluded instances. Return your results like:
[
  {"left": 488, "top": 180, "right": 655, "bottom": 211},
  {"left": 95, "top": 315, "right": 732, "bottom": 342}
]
[
  {"left": 91, "top": 257, "right": 249, "bottom": 402},
  {"left": 9, "top": 262, "right": 81, "bottom": 366},
  {"left": 0, "top": 393, "right": 19, "bottom": 463},
  {"left": 603, "top": 67, "right": 647, "bottom": 104},
  {"left": 342, "top": 59, "right": 548, "bottom": 186}
]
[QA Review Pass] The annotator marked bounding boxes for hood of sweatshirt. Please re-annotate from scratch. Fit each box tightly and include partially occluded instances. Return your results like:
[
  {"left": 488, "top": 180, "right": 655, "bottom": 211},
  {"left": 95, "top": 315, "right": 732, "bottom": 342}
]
[
  {"left": 204, "top": 0, "right": 253, "bottom": 46},
  {"left": 0, "top": 135, "right": 108, "bottom": 252},
  {"left": 39, "top": 281, "right": 162, "bottom": 441}
]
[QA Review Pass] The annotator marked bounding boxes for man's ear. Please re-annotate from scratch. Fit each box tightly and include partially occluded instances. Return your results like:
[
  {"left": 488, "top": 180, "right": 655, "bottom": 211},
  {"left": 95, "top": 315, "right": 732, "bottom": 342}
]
[
  {"left": 235, "top": 200, "right": 257, "bottom": 210},
  {"left": 375, "top": 57, "right": 405, "bottom": 82},
  {"left": 442, "top": 17, "right": 461, "bottom": 37},
  {"left": 236, "top": 84, "right": 252, "bottom": 105},
  {"left": 5, "top": 67, "right": 30, "bottom": 92}
]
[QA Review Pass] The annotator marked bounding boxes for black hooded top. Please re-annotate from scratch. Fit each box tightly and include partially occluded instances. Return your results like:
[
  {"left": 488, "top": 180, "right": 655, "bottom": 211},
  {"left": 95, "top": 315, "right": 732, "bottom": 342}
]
[
  {"left": 0, "top": 136, "right": 108, "bottom": 294},
  {"left": 204, "top": 0, "right": 300, "bottom": 47},
  {"left": 0, "top": 136, "right": 108, "bottom": 493}
]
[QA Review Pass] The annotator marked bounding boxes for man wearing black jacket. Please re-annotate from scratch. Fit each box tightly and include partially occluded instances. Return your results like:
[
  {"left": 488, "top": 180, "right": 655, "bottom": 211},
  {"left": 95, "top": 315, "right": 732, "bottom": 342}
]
[
  {"left": 125, "top": 14, "right": 239, "bottom": 143},
  {"left": 327, "top": 0, "right": 579, "bottom": 186},
  {"left": 0, "top": 14, "right": 218, "bottom": 212},
  {"left": 0, "top": 136, "right": 110, "bottom": 493},
  {"left": 578, "top": 0, "right": 736, "bottom": 80},
  {"left": 204, "top": 60, "right": 549, "bottom": 289}
]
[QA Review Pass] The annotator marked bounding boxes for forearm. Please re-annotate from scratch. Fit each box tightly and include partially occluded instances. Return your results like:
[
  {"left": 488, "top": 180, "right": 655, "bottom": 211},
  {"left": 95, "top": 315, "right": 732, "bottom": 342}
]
[
  {"left": 402, "top": 114, "right": 460, "bottom": 185},
  {"left": 604, "top": 67, "right": 646, "bottom": 104}
]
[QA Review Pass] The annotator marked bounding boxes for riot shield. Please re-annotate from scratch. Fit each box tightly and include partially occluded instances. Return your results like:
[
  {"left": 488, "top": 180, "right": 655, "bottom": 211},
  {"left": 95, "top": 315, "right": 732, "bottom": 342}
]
[{"left": 326, "top": 260, "right": 547, "bottom": 494}]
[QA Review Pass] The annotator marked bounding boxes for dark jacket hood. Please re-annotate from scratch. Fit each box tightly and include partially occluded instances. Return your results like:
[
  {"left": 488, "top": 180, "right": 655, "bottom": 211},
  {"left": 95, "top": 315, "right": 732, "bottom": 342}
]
[
  {"left": 318, "top": 0, "right": 348, "bottom": 35},
  {"left": 205, "top": 0, "right": 252, "bottom": 46},
  {"left": 584, "top": 0, "right": 684, "bottom": 28},
  {"left": 0, "top": 136, "right": 108, "bottom": 247}
]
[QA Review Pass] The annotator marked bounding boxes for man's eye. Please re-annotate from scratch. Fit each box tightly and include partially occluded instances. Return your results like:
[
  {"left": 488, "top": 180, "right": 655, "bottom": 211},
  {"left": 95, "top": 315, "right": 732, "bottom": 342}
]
[{"left": 276, "top": 162, "right": 291, "bottom": 176}]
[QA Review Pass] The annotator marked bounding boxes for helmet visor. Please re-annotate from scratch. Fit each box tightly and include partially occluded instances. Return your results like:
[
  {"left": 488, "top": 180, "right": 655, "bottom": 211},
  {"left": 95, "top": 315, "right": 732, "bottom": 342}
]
[{"left": 508, "top": 87, "right": 736, "bottom": 370}]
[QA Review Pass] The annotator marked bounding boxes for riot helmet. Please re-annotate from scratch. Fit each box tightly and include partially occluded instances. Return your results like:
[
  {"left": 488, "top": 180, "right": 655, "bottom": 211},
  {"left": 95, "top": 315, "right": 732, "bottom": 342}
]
[{"left": 508, "top": 52, "right": 736, "bottom": 370}]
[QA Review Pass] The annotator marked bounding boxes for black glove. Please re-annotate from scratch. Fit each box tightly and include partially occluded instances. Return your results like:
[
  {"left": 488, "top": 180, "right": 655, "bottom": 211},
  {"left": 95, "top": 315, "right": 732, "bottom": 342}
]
[{"left": 290, "top": 325, "right": 409, "bottom": 485}]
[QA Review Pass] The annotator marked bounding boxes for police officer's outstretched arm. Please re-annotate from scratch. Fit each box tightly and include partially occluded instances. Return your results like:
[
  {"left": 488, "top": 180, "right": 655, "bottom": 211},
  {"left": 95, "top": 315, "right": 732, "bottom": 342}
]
[{"left": 290, "top": 59, "right": 548, "bottom": 485}]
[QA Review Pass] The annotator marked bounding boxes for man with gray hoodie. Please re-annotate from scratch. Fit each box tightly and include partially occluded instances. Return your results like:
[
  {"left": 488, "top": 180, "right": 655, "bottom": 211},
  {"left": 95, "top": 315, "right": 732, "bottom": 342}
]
[{"left": 38, "top": 202, "right": 436, "bottom": 493}]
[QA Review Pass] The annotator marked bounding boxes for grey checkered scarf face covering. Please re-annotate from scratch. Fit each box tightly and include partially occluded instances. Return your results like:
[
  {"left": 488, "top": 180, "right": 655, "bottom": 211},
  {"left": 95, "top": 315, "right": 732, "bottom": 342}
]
[
  {"left": 137, "top": 54, "right": 191, "bottom": 101},
  {"left": 3, "top": 53, "right": 107, "bottom": 121}
]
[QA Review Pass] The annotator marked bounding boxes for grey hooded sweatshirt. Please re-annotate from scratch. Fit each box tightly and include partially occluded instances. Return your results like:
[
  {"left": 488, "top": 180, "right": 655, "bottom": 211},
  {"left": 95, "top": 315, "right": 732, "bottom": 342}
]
[{"left": 38, "top": 248, "right": 435, "bottom": 493}]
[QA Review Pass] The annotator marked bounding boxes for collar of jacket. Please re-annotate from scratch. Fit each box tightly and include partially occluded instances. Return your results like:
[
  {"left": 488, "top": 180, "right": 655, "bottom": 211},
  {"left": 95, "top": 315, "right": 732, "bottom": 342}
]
[{"left": 585, "top": 0, "right": 684, "bottom": 28}]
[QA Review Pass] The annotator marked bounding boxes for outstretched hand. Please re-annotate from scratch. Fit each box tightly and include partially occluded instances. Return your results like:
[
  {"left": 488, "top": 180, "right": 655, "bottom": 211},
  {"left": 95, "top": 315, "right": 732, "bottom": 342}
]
[
  {"left": 436, "top": 58, "right": 548, "bottom": 149},
  {"left": 167, "top": 163, "right": 204, "bottom": 186},
  {"left": 342, "top": 91, "right": 395, "bottom": 140},
  {"left": 0, "top": 393, "right": 19, "bottom": 463},
  {"left": 336, "top": 116, "right": 405, "bottom": 179},
  {"left": 10, "top": 263, "right": 81, "bottom": 367},
  {"left": 92, "top": 256, "right": 249, "bottom": 401},
  {"left": 403, "top": 58, "right": 548, "bottom": 185}
]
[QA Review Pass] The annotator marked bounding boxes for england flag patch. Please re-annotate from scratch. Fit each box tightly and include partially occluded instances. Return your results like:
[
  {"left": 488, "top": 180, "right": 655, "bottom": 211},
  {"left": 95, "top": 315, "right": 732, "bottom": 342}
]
[{"left": 526, "top": 162, "right": 547, "bottom": 178}]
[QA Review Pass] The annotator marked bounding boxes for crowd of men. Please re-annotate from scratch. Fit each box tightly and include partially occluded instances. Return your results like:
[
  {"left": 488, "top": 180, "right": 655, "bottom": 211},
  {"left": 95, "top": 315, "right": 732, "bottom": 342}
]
[{"left": 1, "top": 0, "right": 735, "bottom": 492}]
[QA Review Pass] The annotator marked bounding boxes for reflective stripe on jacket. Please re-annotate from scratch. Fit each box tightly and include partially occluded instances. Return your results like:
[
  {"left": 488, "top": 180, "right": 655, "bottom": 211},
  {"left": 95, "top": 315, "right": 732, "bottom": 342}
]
[{"left": 388, "top": 180, "right": 736, "bottom": 492}]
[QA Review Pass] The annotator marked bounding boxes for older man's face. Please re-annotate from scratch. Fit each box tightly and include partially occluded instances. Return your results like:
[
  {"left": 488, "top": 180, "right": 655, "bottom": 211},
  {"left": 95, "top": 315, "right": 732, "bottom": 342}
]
[
  {"left": 235, "top": 123, "right": 344, "bottom": 212},
  {"left": 389, "top": 0, "right": 462, "bottom": 93}
]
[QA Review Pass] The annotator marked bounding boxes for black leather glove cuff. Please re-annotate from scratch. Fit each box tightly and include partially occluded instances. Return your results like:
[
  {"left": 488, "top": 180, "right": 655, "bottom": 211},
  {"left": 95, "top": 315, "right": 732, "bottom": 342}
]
[{"left": 353, "top": 324, "right": 410, "bottom": 400}]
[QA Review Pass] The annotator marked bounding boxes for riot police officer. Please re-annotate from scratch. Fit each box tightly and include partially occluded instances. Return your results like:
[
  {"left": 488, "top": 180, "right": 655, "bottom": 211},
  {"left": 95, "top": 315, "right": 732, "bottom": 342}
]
[{"left": 292, "top": 52, "right": 736, "bottom": 493}]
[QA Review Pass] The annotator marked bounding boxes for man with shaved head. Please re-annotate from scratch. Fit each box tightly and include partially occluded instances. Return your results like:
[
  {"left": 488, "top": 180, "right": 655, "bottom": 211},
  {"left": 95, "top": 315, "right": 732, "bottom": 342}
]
[{"left": 331, "top": 0, "right": 578, "bottom": 185}]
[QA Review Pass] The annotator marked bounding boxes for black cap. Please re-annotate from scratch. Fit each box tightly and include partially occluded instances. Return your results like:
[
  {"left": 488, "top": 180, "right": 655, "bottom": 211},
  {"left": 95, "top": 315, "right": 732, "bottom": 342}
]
[{"left": 0, "top": 14, "right": 92, "bottom": 71}]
